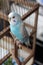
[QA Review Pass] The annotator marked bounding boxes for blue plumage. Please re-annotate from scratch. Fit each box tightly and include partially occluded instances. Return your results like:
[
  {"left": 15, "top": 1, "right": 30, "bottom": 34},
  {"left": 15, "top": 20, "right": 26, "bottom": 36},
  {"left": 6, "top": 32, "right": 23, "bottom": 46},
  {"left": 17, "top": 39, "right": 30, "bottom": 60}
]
[
  {"left": 8, "top": 12, "right": 31, "bottom": 46},
  {"left": 10, "top": 22, "right": 24, "bottom": 42}
]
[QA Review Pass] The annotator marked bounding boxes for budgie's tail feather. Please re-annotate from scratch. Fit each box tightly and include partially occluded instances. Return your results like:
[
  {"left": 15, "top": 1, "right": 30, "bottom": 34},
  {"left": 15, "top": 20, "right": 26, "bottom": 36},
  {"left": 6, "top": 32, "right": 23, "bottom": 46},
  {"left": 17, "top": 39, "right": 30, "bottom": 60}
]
[
  {"left": 23, "top": 36, "right": 33, "bottom": 48},
  {"left": 25, "top": 39, "right": 31, "bottom": 47}
]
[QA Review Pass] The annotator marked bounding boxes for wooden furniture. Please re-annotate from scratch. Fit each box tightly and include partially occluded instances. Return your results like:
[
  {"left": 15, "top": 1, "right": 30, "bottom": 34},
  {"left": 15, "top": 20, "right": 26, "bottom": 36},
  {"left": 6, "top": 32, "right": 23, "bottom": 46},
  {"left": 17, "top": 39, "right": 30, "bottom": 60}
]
[{"left": 0, "top": 0, "right": 39, "bottom": 65}]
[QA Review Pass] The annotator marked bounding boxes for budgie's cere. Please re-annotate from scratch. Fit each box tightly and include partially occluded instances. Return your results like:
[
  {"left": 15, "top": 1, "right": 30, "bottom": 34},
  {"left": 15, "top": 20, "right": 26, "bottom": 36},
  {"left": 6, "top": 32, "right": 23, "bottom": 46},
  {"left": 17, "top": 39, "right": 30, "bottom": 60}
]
[{"left": 8, "top": 12, "right": 31, "bottom": 46}]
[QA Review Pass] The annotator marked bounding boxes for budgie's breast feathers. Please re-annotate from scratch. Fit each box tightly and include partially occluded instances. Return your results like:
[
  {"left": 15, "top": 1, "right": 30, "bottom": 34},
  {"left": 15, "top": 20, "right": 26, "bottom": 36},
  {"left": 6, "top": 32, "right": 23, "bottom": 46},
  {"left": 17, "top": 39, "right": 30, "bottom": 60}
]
[{"left": 10, "top": 21, "right": 24, "bottom": 42}]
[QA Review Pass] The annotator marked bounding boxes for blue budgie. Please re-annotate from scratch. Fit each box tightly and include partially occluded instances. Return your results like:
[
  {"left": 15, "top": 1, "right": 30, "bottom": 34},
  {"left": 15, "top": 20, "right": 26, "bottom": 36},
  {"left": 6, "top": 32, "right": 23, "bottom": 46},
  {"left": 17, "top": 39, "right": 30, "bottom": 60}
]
[{"left": 8, "top": 12, "right": 31, "bottom": 47}]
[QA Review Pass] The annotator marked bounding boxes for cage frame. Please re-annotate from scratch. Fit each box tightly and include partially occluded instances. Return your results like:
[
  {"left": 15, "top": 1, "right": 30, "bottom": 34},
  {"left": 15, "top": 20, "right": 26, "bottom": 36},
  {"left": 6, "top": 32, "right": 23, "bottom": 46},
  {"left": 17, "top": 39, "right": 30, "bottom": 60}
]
[{"left": 0, "top": 0, "right": 39, "bottom": 65}]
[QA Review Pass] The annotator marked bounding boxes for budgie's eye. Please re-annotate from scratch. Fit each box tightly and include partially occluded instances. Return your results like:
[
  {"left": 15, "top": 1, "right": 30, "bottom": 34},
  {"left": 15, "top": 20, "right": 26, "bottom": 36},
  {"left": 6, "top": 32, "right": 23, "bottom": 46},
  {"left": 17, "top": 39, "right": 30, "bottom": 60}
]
[{"left": 12, "top": 16, "right": 15, "bottom": 18}]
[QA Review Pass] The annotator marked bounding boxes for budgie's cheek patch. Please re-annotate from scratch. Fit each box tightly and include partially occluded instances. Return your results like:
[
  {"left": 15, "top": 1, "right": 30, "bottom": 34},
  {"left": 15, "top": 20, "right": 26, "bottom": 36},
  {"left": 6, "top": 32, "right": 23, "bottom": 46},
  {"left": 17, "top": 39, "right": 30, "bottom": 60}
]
[
  {"left": 12, "top": 19, "right": 16, "bottom": 23},
  {"left": 10, "top": 19, "right": 17, "bottom": 25}
]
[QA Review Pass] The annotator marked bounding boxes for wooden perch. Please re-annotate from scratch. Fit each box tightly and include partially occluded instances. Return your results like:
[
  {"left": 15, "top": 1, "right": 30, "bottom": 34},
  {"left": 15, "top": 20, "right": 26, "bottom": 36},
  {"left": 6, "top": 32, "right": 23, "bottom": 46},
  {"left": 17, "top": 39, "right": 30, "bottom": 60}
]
[
  {"left": 0, "top": 11, "right": 8, "bottom": 21},
  {"left": 30, "top": 30, "right": 36, "bottom": 37},
  {"left": 21, "top": 4, "right": 39, "bottom": 20},
  {"left": 24, "top": 23, "right": 35, "bottom": 29},
  {"left": 0, "top": 53, "right": 11, "bottom": 65},
  {"left": 0, "top": 26, "right": 10, "bottom": 39},
  {"left": 22, "top": 52, "right": 34, "bottom": 65}
]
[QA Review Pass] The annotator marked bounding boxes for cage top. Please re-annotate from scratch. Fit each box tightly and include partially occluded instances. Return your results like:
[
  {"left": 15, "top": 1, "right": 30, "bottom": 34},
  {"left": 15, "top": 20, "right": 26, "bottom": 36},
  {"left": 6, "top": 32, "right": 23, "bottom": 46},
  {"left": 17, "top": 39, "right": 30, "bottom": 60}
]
[{"left": 10, "top": 0, "right": 39, "bottom": 7}]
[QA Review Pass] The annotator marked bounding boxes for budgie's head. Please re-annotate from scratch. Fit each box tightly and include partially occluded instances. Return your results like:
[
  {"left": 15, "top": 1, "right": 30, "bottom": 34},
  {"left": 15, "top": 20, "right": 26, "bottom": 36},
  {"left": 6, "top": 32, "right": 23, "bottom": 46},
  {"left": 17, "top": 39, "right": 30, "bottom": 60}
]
[{"left": 8, "top": 12, "right": 22, "bottom": 25}]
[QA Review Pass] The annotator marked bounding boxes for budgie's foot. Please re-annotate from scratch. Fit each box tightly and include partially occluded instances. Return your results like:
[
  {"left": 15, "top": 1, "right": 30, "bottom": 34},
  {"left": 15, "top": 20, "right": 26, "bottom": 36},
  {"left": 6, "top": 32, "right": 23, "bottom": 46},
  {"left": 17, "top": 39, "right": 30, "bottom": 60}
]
[{"left": 14, "top": 38, "right": 23, "bottom": 49}]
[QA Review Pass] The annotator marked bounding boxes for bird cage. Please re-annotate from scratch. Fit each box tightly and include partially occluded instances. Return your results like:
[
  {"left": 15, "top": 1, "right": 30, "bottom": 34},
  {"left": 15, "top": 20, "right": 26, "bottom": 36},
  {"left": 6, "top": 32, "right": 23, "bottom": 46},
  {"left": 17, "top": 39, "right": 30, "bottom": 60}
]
[{"left": 0, "top": 0, "right": 39, "bottom": 65}]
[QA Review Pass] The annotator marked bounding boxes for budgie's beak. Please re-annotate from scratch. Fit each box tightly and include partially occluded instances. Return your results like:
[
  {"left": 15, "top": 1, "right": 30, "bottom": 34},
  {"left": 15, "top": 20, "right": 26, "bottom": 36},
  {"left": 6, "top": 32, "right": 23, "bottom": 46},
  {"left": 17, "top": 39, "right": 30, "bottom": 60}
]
[{"left": 13, "top": 20, "right": 16, "bottom": 22}]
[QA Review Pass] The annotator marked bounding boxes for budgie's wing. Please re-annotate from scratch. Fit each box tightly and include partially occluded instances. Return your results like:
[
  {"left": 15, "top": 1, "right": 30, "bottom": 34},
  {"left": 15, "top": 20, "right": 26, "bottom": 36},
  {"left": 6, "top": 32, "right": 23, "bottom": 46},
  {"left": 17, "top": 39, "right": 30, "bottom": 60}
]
[
  {"left": 20, "top": 22, "right": 29, "bottom": 38},
  {"left": 20, "top": 23, "right": 31, "bottom": 47},
  {"left": 23, "top": 26, "right": 32, "bottom": 47}
]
